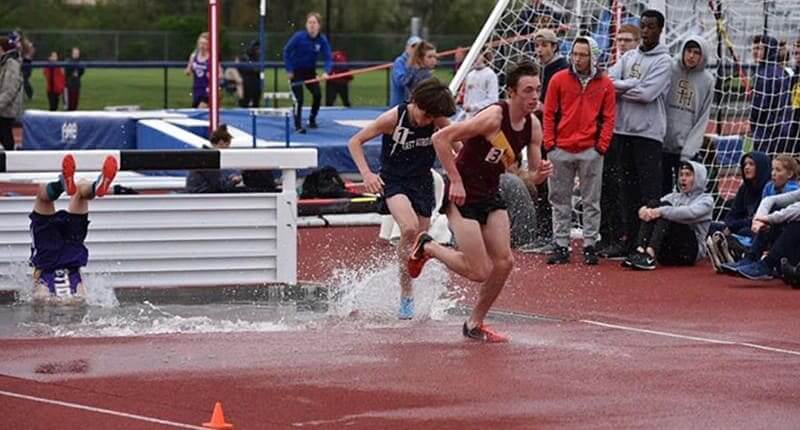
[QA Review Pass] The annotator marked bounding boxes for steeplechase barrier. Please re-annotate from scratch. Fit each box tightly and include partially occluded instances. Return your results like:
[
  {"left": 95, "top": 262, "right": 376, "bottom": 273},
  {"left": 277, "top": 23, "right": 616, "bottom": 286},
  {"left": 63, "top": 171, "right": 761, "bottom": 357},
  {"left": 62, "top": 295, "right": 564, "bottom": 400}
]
[{"left": 0, "top": 149, "right": 316, "bottom": 291}]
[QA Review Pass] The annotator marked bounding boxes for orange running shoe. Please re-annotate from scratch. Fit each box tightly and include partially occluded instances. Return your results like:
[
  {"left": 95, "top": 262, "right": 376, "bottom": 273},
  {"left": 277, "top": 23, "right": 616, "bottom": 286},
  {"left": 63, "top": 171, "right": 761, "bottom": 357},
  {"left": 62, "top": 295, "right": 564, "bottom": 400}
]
[
  {"left": 462, "top": 322, "right": 509, "bottom": 343},
  {"left": 61, "top": 154, "right": 77, "bottom": 195},
  {"left": 94, "top": 156, "right": 118, "bottom": 197},
  {"left": 407, "top": 232, "right": 433, "bottom": 279}
]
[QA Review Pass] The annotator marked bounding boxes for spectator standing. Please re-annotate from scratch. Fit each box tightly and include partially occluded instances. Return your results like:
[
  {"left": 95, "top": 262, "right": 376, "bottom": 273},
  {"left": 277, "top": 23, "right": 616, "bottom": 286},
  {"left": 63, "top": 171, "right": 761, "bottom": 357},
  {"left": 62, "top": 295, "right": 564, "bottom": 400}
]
[
  {"left": 404, "top": 41, "right": 438, "bottom": 95},
  {"left": 283, "top": 11, "right": 332, "bottom": 133},
  {"left": 461, "top": 51, "right": 498, "bottom": 119},
  {"left": 20, "top": 34, "right": 34, "bottom": 100},
  {"left": 64, "top": 47, "right": 85, "bottom": 111},
  {"left": 663, "top": 36, "right": 714, "bottom": 193},
  {"left": 237, "top": 41, "right": 262, "bottom": 108},
  {"left": 0, "top": 37, "right": 24, "bottom": 151},
  {"left": 185, "top": 32, "right": 210, "bottom": 108},
  {"left": 524, "top": 28, "right": 569, "bottom": 254},
  {"left": 598, "top": 24, "right": 641, "bottom": 258},
  {"left": 543, "top": 36, "right": 616, "bottom": 265},
  {"left": 608, "top": 9, "right": 672, "bottom": 254},
  {"left": 615, "top": 24, "right": 640, "bottom": 57},
  {"left": 325, "top": 50, "right": 352, "bottom": 107},
  {"left": 390, "top": 36, "right": 422, "bottom": 107},
  {"left": 750, "top": 34, "right": 790, "bottom": 154},
  {"left": 784, "top": 39, "right": 800, "bottom": 144},
  {"left": 44, "top": 51, "right": 65, "bottom": 112}
]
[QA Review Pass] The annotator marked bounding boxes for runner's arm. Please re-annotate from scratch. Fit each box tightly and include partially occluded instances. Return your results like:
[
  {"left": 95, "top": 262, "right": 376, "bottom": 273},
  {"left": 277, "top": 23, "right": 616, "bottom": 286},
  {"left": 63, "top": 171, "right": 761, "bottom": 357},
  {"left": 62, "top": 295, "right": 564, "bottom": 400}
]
[
  {"left": 433, "top": 117, "right": 462, "bottom": 152},
  {"left": 432, "top": 105, "right": 501, "bottom": 184},
  {"left": 519, "top": 114, "right": 552, "bottom": 186},
  {"left": 347, "top": 108, "right": 397, "bottom": 193}
]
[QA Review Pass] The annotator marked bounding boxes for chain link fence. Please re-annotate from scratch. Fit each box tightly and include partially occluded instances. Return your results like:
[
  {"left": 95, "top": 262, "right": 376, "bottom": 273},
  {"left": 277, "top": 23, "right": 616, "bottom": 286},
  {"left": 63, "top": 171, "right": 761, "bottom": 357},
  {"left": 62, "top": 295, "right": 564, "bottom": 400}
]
[{"left": 16, "top": 30, "right": 473, "bottom": 62}]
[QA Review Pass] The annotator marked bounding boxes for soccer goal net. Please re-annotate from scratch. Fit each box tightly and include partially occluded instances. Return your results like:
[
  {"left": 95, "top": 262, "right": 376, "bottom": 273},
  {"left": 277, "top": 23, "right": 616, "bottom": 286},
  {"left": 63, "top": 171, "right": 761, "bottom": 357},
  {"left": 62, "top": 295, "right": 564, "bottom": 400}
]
[{"left": 452, "top": 0, "right": 800, "bottom": 222}]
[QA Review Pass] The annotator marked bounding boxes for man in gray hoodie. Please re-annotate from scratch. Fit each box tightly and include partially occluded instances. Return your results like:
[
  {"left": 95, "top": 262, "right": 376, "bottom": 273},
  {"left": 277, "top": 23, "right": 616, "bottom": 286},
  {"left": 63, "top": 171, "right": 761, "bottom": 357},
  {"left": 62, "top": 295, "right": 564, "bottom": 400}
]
[
  {"left": 663, "top": 35, "right": 714, "bottom": 194},
  {"left": 623, "top": 160, "right": 713, "bottom": 270},
  {"left": 607, "top": 9, "right": 672, "bottom": 254}
]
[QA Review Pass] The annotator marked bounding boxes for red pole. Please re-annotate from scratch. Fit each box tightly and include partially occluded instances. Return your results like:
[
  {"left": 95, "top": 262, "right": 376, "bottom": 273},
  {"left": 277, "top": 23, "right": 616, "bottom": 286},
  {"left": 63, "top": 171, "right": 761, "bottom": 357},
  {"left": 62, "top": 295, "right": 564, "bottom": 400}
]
[{"left": 208, "top": 0, "right": 220, "bottom": 133}]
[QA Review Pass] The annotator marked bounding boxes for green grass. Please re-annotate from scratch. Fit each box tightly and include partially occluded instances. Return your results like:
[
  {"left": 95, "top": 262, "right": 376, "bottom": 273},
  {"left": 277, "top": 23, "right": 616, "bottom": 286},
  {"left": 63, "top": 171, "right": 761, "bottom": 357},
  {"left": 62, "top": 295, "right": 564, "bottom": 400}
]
[{"left": 26, "top": 68, "right": 456, "bottom": 111}]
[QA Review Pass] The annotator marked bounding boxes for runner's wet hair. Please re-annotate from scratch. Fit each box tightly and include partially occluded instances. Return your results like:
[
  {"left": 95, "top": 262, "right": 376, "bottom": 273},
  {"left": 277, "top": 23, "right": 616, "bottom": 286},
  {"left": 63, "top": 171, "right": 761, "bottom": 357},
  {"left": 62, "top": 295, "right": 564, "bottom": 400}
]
[
  {"left": 410, "top": 78, "right": 456, "bottom": 118},
  {"left": 506, "top": 61, "right": 539, "bottom": 91}
]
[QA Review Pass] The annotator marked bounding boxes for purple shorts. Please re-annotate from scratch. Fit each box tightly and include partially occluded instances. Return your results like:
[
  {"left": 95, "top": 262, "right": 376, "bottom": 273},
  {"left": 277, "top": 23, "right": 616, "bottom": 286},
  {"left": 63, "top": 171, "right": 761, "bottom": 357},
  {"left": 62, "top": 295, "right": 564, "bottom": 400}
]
[{"left": 29, "top": 210, "right": 89, "bottom": 272}]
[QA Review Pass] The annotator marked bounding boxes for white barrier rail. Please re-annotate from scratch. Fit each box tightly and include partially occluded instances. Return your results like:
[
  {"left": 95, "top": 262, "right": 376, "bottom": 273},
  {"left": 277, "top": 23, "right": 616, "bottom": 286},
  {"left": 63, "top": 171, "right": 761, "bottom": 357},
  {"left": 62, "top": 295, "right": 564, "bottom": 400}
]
[{"left": 0, "top": 149, "right": 317, "bottom": 290}]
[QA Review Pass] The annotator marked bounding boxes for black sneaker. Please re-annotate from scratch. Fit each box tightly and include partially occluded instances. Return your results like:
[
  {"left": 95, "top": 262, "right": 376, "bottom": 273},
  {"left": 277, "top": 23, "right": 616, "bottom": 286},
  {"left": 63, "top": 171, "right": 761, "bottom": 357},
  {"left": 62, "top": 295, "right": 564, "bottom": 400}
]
[
  {"left": 598, "top": 242, "right": 626, "bottom": 260},
  {"left": 620, "top": 254, "right": 634, "bottom": 268},
  {"left": 583, "top": 245, "right": 599, "bottom": 266},
  {"left": 295, "top": 126, "right": 307, "bottom": 134},
  {"left": 308, "top": 118, "right": 318, "bottom": 129},
  {"left": 631, "top": 251, "right": 656, "bottom": 270},
  {"left": 780, "top": 258, "right": 800, "bottom": 289},
  {"left": 547, "top": 246, "right": 570, "bottom": 265}
]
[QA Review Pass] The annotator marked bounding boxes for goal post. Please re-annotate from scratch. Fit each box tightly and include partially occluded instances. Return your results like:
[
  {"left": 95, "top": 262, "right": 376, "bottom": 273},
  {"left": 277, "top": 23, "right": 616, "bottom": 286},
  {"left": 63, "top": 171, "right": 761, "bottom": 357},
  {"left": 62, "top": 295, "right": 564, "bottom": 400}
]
[{"left": 451, "top": 0, "right": 800, "bottom": 222}]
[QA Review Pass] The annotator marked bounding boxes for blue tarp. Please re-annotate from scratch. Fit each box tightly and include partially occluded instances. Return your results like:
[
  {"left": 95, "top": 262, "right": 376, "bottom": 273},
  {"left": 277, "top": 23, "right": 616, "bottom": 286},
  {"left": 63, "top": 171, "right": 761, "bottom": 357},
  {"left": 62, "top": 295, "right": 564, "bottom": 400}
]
[
  {"left": 21, "top": 108, "right": 385, "bottom": 174},
  {"left": 23, "top": 111, "right": 138, "bottom": 150}
]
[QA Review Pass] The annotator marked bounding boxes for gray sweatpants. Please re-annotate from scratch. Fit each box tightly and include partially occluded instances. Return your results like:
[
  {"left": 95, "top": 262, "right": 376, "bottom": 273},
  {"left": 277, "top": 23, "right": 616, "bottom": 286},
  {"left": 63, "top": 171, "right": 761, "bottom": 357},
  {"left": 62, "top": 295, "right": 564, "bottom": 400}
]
[
  {"left": 499, "top": 173, "right": 537, "bottom": 248},
  {"left": 548, "top": 147, "right": 604, "bottom": 248}
]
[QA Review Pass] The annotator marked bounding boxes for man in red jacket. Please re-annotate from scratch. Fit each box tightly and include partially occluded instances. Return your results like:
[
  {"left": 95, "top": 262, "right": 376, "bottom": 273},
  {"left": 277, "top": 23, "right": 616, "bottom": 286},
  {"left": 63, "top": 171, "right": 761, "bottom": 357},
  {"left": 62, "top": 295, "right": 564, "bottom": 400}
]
[{"left": 543, "top": 36, "right": 616, "bottom": 265}]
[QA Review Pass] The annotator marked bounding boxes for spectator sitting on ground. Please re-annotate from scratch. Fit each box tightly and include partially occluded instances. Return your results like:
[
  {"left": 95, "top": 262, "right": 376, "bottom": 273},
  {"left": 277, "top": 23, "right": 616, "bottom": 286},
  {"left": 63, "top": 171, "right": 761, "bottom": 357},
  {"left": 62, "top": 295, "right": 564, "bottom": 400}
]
[
  {"left": 706, "top": 151, "right": 771, "bottom": 271},
  {"left": 622, "top": 161, "right": 713, "bottom": 271},
  {"left": 390, "top": 36, "right": 422, "bottom": 107},
  {"left": 719, "top": 154, "right": 799, "bottom": 273},
  {"left": 762, "top": 154, "right": 799, "bottom": 198},
  {"left": 185, "top": 126, "right": 243, "bottom": 193},
  {"left": 403, "top": 41, "right": 437, "bottom": 95},
  {"left": 735, "top": 186, "right": 800, "bottom": 281}
]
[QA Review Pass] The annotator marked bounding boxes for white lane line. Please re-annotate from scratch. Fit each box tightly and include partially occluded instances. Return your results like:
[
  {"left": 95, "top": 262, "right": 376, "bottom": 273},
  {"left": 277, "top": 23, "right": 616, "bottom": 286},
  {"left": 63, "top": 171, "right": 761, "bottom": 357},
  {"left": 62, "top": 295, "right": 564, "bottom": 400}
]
[
  {"left": 581, "top": 319, "right": 800, "bottom": 357},
  {"left": 0, "top": 390, "right": 208, "bottom": 430}
]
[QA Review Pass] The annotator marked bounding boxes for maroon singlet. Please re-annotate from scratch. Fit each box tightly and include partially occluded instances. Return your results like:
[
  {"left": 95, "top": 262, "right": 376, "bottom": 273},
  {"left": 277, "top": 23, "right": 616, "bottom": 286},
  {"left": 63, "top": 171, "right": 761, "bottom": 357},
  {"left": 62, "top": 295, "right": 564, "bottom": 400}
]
[{"left": 455, "top": 101, "right": 532, "bottom": 204}]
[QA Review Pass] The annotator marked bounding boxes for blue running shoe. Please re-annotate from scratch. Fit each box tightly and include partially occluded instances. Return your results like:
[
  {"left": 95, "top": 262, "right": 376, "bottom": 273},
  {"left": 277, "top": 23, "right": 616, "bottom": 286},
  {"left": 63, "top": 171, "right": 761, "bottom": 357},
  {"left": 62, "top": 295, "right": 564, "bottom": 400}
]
[
  {"left": 399, "top": 297, "right": 414, "bottom": 320},
  {"left": 738, "top": 260, "right": 774, "bottom": 281}
]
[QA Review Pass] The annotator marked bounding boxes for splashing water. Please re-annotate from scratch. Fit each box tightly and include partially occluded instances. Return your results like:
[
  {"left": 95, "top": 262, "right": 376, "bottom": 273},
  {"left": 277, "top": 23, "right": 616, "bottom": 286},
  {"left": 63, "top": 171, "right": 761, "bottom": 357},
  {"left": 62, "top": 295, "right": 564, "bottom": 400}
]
[
  {"left": 0, "top": 254, "right": 464, "bottom": 338},
  {"left": 326, "top": 254, "right": 462, "bottom": 325}
]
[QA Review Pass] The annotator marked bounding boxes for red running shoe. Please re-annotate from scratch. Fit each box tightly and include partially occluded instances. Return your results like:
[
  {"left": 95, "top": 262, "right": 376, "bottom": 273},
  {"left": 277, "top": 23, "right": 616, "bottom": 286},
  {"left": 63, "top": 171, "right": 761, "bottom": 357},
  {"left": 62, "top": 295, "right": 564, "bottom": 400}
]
[
  {"left": 61, "top": 154, "right": 77, "bottom": 195},
  {"left": 407, "top": 232, "right": 433, "bottom": 279},
  {"left": 463, "top": 322, "right": 509, "bottom": 343},
  {"left": 94, "top": 156, "right": 118, "bottom": 197}
]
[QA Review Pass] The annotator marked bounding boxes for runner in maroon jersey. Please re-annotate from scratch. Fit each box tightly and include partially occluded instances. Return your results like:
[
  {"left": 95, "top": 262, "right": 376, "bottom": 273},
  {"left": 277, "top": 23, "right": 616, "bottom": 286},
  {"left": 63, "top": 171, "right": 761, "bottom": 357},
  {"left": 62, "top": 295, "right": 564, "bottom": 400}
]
[{"left": 407, "top": 61, "right": 553, "bottom": 342}]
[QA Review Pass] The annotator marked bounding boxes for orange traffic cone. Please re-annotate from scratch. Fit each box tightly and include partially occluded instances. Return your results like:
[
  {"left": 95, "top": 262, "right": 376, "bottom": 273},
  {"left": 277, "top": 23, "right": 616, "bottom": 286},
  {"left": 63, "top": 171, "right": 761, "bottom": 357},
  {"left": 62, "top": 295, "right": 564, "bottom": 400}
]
[{"left": 202, "top": 401, "right": 234, "bottom": 430}]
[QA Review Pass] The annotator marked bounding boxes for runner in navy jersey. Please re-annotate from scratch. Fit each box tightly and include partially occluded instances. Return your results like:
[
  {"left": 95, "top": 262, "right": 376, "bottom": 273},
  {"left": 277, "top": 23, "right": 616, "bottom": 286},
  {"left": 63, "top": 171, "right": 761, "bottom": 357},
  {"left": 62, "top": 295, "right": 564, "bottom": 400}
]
[
  {"left": 409, "top": 62, "right": 553, "bottom": 342},
  {"left": 348, "top": 78, "right": 456, "bottom": 319}
]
